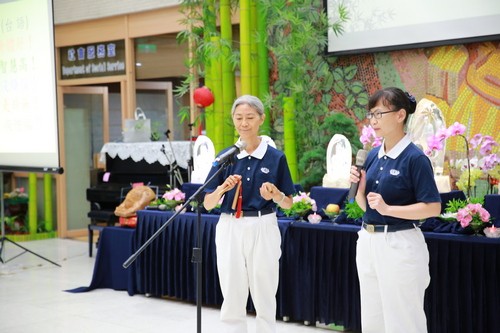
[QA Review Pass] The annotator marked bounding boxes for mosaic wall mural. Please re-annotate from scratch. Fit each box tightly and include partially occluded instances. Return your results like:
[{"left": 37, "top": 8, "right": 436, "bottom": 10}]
[{"left": 333, "top": 41, "right": 500, "bottom": 155}]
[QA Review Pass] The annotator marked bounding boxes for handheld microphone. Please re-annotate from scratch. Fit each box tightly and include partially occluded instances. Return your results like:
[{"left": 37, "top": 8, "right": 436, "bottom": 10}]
[
  {"left": 212, "top": 141, "right": 247, "bottom": 167},
  {"left": 348, "top": 149, "right": 368, "bottom": 202}
]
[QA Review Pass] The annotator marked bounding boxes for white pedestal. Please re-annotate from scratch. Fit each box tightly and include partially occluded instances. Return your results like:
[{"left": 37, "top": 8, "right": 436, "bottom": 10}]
[{"left": 435, "top": 175, "right": 451, "bottom": 193}]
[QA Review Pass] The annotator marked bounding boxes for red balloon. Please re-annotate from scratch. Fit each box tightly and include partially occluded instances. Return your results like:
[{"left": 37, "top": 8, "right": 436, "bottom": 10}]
[{"left": 193, "top": 86, "right": 214, "bottom": 108}]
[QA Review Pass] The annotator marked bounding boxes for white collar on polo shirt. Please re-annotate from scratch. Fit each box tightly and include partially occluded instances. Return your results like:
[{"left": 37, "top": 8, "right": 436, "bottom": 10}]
[
  {"left": 378, "top": 133, "right": 412, "bottom": 159},
  {"left": 237, "top": 138, "right": 269, "bottom": 160}
]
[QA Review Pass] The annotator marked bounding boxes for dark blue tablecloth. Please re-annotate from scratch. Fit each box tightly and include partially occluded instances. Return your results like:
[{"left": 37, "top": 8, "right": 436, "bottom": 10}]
[
  {"left": 485, "top": 194, "right": 500, "bottom": 226},
  {"left": 133, "top": 210, "right": 292, "bottom": 311},
  {"left": 73, "top": 207, "right": 500, "bottom": 333},
  {"left": 66, "top": 226, "right": 135, "bottom": 294}
]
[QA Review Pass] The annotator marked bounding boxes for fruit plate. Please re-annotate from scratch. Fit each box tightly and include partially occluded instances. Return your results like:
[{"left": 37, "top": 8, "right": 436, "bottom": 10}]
[{"left": 322, "top": 209, "right": 340, "bottom": 220}]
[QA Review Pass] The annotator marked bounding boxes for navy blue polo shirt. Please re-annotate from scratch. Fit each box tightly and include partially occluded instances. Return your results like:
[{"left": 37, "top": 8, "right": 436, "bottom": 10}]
[
  {"left": 204, "top": 140, "right": 295, "bottom": 213},
  {"left": 363, "top": 135, "right": 441, "bottom": 225}
]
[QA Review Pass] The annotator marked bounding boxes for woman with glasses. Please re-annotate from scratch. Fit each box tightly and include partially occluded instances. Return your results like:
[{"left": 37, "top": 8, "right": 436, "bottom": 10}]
[{"left": 350, "top": 87, "right": 441, "bottom": 333}]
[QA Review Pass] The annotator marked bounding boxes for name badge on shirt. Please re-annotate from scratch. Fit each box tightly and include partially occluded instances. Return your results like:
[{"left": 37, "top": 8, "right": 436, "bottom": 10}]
[
  {"left": 390, "top": 169, "right": 400, "bottom": 176},
  {"left": 261, "top": 167, "right": 270, "bottom": 174}
]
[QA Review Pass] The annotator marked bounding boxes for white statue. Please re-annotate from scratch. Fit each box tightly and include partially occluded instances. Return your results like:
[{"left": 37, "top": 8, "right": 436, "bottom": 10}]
[
  {"left": 260, "top": 135, "right": 277, "bottom": 148},
  {"left": 408, "top": 98, "right": 450, "bottom": 192},
  {"left": 191, "top": 135, "right": 215, "bottom": 184},
  {"left": 322, "top": 134, "right": 351, "bottom": 188}
]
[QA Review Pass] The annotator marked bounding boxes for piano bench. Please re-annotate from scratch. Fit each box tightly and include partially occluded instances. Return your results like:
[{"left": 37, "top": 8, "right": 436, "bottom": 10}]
[{"left": 87, "top": 210, "right": 119, "bottom": 257}]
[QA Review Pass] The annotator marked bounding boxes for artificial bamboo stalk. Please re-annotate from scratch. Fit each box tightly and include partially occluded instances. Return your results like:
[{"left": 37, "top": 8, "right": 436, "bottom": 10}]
[
  {"left": 256, "top": 0, "right": 271, "bottom": 135},
  {"left": 240, "top": 0, "right": 252, "bottom": 95},
  {"left": 28, "top": 173, "right": 37, "bottom": 234},
  {"left": 43, "top": 173, "right": 53, "bottom": 232},
  {"left": 211, "top": 36, "right": 224, "bottom": 152},
  {"left": 249, "top": 0, "right": 259, "bottom": 96},
  {"left": 220, "top": 0, "right": 237, "bottom": 146},
  {"left": 283, "top": 96, "right": 298, "bottom": 182}
]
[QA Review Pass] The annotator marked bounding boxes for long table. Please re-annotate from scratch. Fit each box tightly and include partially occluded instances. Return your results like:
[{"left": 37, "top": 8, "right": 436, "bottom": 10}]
[
  {"left": 73, "top": 190, "right": 500, "bottom": 332},
  {"left": 72, "top": 210, "right": 500, "bottom": 333}
]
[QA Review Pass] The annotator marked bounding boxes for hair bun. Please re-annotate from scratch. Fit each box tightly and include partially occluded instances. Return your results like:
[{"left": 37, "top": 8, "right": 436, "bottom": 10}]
[
  {"left": 405, "top": 91, "right": 416, "bottom": 104},
  {"left": 405, "top": 91, "right": 417, "bottom": 114}
]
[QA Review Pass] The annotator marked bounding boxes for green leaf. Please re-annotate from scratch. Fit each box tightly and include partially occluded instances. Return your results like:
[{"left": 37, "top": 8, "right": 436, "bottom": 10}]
[
  {"left": 344, "top": 65, "right": 357, "bottom": 80},
  {"left": 332, "top": 67, "right": 344, "bottom": 81},
  {"left": 357, "top": 92, "right": 369, "bottom": 106},
  {"left": 345, "top": 94, "right": 355, "bottom": 108},
  {"left": 351, "top": 82, "right": 364, "bottom": 94},
  {"left": 333, "top": 81, "right": 346, "bottom": 94}
]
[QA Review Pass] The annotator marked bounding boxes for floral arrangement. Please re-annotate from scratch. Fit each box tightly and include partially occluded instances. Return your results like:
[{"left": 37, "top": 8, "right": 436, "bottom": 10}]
[
  {"left": 426, "top": 122, "right": 499, "bottom": 196},
  {"left": 282, "top": 192, "right": 317, "bottom": 218},
  {"left": 151, "top": 187, "right": 186, "bottom": 211},
  {"left": 3, "top": 187, "right": 29, "bottom": 204},
  {"left": 456, "top": 203, "right": 491, "bottom": 234},
  {"left": 359, "top": 125, "right": 382, "bottom": 150}
]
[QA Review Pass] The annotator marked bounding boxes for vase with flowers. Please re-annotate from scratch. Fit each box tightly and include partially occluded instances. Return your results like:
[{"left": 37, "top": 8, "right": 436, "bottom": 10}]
[
  {"left": 457, "top": 203, "right": 491, "bottom": 235},
  {"left": 151, "top": 187, "right": 186, "bottom": 211},
  {"left": 282, "top": 192, "right": 317, "bottom": 222}
]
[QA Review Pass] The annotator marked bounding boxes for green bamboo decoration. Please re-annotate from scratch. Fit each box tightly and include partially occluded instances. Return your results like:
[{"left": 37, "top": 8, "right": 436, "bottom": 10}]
[
  {"left": 283, "top": 96, "right": 298, "bottom": 182},
  {"left": 220, "top": 0, "right": 236, "bottom": 146},
  {"left": 211, "top": 36, "right": 225, "bottom": 152},
  {"left": 256, "top": 0, "right": 270, "bottom": 135},
  {"left": 43, "top": 173, "right": 53, "bottom": 232},
  {"left": 28, "top": 173, "right": 37, "bottom": 234},
  {"left": 249, "top": 0, "right": 259, "bottom": 96},
  {"left": 240, "top": 0, "right": 251, "bottom": 95}
]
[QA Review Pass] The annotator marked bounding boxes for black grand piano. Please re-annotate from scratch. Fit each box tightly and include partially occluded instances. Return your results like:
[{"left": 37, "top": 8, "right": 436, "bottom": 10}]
[{"left": 86, "top": 141, "right": 191, "bottom": 256}]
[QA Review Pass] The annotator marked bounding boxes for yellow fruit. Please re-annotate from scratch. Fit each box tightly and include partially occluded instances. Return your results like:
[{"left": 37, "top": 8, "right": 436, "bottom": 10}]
[{"left": 326, "top": 204, "right": 340, "bottom": 214}]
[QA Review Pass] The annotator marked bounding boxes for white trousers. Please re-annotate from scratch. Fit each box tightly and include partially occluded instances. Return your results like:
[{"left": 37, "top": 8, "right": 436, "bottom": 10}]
[
  {"left": 356, "top": 227, "right": 430, "bottom": 333},
  {"left": 215, "top": 213, "right": 282, "bottom": 333}
]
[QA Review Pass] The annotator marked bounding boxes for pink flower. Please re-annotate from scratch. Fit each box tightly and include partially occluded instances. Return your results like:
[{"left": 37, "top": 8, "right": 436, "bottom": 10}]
[
  {"left": 372, "top": 137, "right": 382, "bottom": 148},
  {"left": 427, "top": 135, "right": 444, "bottom": 151},
  {"left": 457, "top": 204, "right": 491, "bottom": 229},
  {"left": 482, "top": 154, "right": 499, "bottom": 171},
  {"left": 163, "top": 188, "right": 185, "bottom": 201},
  {"left": 360, "top": 125, "right": 382, "bottom": 148},
  {"left": 360, "top": 125, "right": 375, "bottom": 145},
  {"left": 435, "top": 128, "right": 448, "bottom": 141},
  {"left": 311, "top": 199, "right": 317, "bottom": 212},
  {"left": 479, "top": 209, "right": 490, "bottom": 223},
  {"left": 480, "top": 136, "right": 498, "bottom": 156},
  {"left": 467, "top": 203, "right": 481, "bottom": 214},
  {"left": 447, "top": 122, "right": 466, "bottom": 136},
  {"left": 458, "top": 212, "right": 472, "bottom": 228},
  {"left": 469, "top": 134, "right": 483, "bottom": 149}
]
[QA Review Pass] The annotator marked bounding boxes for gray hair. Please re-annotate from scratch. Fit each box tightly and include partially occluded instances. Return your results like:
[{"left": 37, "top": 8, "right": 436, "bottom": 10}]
[{"left": 231, "top": 95, "right": 264, "bottom": 116}]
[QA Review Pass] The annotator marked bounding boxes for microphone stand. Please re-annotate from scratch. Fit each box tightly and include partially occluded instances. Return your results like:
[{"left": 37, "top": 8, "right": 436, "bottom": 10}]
[
  {"left": 187, "top": 123, "right": 195, "bottom": 183},
  {"left": 123, "top": 156, "right": 234, "bottom": 333},
  {"left": 160, "top": 130, "right": 184, "bottom": 188}
]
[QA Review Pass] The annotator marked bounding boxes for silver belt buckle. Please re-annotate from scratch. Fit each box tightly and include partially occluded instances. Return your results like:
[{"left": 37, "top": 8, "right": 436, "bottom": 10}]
[{"left": 365, "top": 224, "right": 375, "bottom": 233}]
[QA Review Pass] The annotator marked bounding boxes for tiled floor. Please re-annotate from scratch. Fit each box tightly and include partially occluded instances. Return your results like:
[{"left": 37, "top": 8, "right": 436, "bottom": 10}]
[{"left": 0, "top": 237, "right": 346, "bottom": 333}]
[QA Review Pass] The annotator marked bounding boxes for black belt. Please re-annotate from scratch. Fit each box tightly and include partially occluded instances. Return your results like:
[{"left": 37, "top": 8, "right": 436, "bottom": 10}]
[
  {"left": 362, "top": 222, "right": 417, "bottom": 233},
  {"left": 228, "top": 208, "right": 275, "bottom": 218}
]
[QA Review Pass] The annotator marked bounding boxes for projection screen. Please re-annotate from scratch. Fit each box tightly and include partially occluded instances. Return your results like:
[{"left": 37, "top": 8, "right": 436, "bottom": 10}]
[
  {"left": 0, "top": 0, "right": 62, "bottom": 173},
  {"left": 326, "top": 0, "right": 500, "bottom": 55}
]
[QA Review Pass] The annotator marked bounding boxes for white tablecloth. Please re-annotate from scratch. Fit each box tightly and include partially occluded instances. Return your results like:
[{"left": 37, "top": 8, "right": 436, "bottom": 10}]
[{"left": 100, "top": 141, "right": 192, "bottom": 169}]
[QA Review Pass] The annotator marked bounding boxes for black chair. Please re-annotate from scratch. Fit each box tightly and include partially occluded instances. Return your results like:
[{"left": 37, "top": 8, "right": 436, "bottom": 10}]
[
  {"left": 87, "top": 185, "right": 159, "bottom": 257},
  {"left": 87, "top": 196, "right": 123, "bottom": 257}
]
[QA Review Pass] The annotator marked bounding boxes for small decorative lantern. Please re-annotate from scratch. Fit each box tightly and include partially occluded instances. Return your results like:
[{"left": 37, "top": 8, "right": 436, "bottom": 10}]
[{"left": 193, "top": 86, "right": 214, "bottom": 108}]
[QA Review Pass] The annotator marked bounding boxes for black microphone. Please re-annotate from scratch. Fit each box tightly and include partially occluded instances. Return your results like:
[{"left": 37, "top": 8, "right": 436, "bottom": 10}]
[
  {"left": 212, "top": 141, "right": 247, "bottom": 167},
  {"left": 348, "top": 149, "right": 368, "bottom": 202}
]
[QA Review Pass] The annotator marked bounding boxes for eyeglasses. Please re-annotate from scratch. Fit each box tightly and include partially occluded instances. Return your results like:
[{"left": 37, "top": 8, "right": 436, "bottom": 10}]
[{"left": 365, "top": 109, "right": 399, "bottom": 119}]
